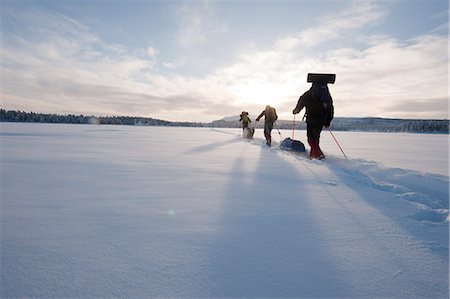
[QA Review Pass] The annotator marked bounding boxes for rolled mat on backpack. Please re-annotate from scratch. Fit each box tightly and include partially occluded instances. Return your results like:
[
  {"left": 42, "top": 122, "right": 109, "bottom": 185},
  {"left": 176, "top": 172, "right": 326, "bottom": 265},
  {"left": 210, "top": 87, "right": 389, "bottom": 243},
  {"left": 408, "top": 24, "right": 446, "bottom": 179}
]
[{"left": 307, "top": 73, "right": 336, "bottom": 84}]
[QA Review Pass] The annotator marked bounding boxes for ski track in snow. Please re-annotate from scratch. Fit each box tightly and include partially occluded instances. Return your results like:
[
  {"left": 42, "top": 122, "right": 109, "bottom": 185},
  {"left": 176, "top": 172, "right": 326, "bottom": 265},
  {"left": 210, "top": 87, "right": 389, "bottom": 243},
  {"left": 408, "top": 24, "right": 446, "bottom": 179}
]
[
  {"left": 252, "top": 129, "right": 449, "bottom": 223},
  {"left": 1, "top": 123, "right": 448, "bottom": 298}
]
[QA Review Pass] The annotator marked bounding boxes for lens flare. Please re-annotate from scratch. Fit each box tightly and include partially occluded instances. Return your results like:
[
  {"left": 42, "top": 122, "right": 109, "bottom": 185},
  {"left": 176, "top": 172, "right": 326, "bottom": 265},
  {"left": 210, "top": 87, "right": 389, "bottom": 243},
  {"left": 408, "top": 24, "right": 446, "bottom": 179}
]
[{"left": 167, "top": 209, "right": 176, "bottom": 218}]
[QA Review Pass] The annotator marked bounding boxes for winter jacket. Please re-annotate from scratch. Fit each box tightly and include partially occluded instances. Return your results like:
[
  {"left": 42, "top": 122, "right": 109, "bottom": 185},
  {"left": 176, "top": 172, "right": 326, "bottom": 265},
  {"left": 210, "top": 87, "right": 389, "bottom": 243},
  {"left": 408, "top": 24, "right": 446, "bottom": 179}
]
[
  {"left": 239, "top": 112, "right": 251, "bottom": 127},
  {"left": 256, "top": 106, "right": 278, "bottom": 123},
  {"left": 293, "top": 88, "right": 334, "bottom": 127}
]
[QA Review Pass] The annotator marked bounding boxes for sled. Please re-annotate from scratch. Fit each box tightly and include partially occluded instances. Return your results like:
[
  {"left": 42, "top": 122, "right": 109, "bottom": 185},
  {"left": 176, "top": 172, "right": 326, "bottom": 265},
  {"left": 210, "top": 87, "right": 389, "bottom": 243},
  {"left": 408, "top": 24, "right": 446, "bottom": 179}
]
[
  {"left": 280, "top": 138, "right": 306, "bottom": 152},
  {"left": 307, "top": 73, "right": 336, "bottom": 84}
]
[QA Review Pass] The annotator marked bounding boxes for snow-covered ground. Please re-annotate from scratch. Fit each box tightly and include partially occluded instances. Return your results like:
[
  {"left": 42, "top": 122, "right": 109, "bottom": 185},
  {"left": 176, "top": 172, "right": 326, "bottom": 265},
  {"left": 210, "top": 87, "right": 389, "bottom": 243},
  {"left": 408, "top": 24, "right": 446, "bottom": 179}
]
[{"left": 1, "top": 123, "right": 448, "bottom": 298}]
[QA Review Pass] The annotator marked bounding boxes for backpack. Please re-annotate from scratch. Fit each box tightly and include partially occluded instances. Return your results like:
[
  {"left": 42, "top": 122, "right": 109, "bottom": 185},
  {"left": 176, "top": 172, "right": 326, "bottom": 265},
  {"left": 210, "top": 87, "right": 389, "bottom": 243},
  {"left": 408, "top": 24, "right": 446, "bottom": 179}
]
[
  {"left": 265, "top": 107, "right": 278, "bottom": 122},
  {"left": 280, "top": 138, "right": 306, "bottom": 152},
  {"left": 311, "top": 83, "right": 332, "bottom": 111}
]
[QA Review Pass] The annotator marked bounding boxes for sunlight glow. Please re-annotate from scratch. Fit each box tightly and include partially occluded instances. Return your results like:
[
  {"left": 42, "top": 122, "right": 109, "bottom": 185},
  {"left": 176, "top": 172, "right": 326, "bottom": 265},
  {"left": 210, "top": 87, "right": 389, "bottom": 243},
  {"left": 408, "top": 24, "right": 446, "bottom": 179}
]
[{"left": 229, "top": 82, "right": 293, "bottom": 107}]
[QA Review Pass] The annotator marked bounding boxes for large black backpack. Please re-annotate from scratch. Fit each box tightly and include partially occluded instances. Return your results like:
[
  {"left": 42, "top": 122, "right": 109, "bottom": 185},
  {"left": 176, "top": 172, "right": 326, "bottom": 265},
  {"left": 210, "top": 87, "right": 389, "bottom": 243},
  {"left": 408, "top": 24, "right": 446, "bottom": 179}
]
[{"left": 311, "top": 83, "right": 332, "bottom": 111}]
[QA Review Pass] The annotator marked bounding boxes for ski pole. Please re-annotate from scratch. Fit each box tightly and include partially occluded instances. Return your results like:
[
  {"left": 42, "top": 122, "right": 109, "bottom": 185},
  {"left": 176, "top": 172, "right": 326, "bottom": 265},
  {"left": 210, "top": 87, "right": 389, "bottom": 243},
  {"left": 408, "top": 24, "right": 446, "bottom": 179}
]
[
  {"left": 274, "top": 122, "right": 284, "bottom": 140},
  {"left": 327, "top": 127, "right": 347, "bottom": 159},
  {"left": 292, "top": 114, "right": 296, "bottom": 140}
]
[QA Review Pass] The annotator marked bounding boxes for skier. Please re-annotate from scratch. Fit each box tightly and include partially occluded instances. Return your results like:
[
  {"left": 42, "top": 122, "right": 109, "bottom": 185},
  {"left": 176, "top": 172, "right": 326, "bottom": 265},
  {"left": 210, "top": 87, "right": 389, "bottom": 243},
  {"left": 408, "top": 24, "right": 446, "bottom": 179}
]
[
  {"left": 256, "top": 105, "right": 278, "bottom": 146},
  {"left": 293, "top": 82, "right": 334, "bottom": 159},
  {"left": 239, "top": 111, "right": 251, "bottom": 129},
  {"left": 239, "top": 111, "right": 254, "bottom": 139}
]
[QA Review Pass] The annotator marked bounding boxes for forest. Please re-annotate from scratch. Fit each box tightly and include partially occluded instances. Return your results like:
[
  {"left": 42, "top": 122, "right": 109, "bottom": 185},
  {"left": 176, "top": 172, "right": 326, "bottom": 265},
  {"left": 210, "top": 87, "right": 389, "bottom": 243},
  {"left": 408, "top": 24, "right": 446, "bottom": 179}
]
[{"left": 1, "top": 109, "right": 448, "bottom": 134}]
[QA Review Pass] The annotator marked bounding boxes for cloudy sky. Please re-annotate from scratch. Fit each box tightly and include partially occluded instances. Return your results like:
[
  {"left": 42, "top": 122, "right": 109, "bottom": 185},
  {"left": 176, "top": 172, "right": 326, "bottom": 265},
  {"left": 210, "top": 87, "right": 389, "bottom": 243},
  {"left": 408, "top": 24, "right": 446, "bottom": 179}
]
[{"left": 1, "top": 0, "right": 448, "bottom": 122}]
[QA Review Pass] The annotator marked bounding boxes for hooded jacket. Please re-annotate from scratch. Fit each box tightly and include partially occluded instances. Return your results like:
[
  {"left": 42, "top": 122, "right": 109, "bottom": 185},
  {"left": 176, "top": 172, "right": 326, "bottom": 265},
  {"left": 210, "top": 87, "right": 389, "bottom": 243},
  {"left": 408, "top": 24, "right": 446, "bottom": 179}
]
[
  {"left": 239, "top": 112, "right": 251, "bottom": 127},
  {"left": 293, "top": 87, "right": 334, "bottom": 127}
]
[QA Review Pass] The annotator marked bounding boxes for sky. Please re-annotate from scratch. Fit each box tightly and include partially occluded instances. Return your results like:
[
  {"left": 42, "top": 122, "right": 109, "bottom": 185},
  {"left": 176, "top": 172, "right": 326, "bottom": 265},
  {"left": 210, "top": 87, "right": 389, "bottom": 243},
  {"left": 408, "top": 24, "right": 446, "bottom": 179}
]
[{"left": 1, "top": 0, "right": 448, "bottom": 122}]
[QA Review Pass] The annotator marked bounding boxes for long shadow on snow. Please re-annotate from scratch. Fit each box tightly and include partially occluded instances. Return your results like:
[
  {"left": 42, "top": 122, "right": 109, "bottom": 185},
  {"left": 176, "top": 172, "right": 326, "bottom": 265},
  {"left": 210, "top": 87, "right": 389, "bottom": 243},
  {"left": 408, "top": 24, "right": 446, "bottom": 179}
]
[
  {"left": 203, "top": 142, "right": 352, "bottom": 297},
  {"left": 266, "top": 150, "right": 449, "bottom": 298},
  {"left": 320, "top": 156, "right": 449, "bottom": 297},
  {"left": 183, "top": 137, "right": 243, "bottom": 154}
]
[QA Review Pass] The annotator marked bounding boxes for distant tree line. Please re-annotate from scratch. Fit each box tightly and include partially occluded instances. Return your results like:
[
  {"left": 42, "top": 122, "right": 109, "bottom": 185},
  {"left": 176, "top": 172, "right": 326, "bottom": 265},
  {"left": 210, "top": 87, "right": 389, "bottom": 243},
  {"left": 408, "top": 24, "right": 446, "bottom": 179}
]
[
  {"left": 1, "top": 109, "right": 448, "bottom": 133},
  {"left": 0, "top": 109, "right": 209, "bottom": 127},
  {"left": 321, "top": 117, "right": 449, "bottom": 134}
]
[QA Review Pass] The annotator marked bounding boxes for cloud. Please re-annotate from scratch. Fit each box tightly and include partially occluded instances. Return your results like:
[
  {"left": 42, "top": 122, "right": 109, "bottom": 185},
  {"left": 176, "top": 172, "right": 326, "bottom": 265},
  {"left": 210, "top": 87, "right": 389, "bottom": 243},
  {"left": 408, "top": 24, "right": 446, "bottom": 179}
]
[
  {"left": 276, "top": 1, "right": 388, "bottom": 50},
  {"left": 385, "top": 97, "right": 448, "bottom": 119},
  {"left": 172, "top": 0, "right": 227, "bottom": 48},
  {"left": 1, "top": 1, "right": 448, "bottom": 122},
  {"left": 147, "top": 46, "right": 159, "bottom": 58},
  {"left": 203, "top": 2, "right": 448, "bottom": 120},
  {"left": 1, "top": 16, "right": 237, "bottom": 121},
  {"left": 2, "top": 3, "right": 240, "bottom": 121},
  {"left": 325, "top": 33, "right": 448, "bottom": 118}
]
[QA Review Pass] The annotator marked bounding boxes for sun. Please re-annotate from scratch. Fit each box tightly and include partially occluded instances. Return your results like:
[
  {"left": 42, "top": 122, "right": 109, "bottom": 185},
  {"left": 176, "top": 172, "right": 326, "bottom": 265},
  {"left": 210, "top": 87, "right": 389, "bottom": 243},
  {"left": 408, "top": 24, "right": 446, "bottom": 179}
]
[{"left": 229, "top": 81, "right": 291, "bottom": 107}]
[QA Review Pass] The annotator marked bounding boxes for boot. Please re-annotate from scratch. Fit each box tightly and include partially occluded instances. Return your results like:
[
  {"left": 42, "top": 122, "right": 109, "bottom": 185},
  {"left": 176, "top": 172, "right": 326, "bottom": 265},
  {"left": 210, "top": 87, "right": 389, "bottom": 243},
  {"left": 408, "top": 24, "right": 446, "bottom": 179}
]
[
  {"left": 308, "top": 139, "right": 321, "bottom": 159},
  {"left": 317, "top": 142, "right": 325, "bottom": 159}
]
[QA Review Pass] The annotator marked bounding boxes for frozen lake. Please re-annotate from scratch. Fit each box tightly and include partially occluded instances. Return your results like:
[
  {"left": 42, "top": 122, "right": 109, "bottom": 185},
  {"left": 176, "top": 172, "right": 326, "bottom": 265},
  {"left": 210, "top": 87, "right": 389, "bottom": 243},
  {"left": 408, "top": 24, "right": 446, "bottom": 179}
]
[
  {"left": 1, "top": 123, "right": 448, "bottom": 175},
  {"left": 1, "top": 122, "right": 448, "bottom": 298}
]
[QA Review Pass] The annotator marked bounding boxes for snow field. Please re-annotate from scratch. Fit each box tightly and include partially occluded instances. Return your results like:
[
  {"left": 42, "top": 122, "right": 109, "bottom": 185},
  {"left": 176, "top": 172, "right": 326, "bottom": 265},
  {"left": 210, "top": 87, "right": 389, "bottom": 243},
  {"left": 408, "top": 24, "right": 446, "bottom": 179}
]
[{"left": 1, "top": 123, "right": 448, "bottom": 298}]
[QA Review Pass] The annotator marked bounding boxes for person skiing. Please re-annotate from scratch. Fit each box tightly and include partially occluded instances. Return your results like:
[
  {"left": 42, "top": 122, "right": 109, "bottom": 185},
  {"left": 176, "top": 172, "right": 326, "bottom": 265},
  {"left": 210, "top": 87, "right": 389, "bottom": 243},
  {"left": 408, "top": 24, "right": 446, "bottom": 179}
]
[
  {"left": 239, "top": 111, "right": 251, "bottom": 129},
  {"left": 293, "top": 82, "right": 334, "bottom": 159},
  {"left": 239, "top": 111, "right": 254, "bottom": 139},
  {"left": 256, "top": 105, "right": 278, "bottom": 146}
]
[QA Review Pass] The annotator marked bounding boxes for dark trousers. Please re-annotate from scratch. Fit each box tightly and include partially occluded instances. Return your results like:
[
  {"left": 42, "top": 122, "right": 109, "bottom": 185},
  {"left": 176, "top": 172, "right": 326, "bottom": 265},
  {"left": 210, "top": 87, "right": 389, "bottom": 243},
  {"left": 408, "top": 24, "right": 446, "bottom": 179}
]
[
  {"left": 264, "top": 122, "right": 274, "bottom": 146},
  {"left": 306, "top": 123, "right": 323, "bottom": 141}
]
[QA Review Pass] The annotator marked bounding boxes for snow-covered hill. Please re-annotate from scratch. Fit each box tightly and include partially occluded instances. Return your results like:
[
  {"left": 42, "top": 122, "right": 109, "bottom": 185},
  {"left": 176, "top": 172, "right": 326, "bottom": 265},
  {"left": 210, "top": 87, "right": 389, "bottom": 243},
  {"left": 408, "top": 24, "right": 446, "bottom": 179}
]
[{"left": 1, "top": 123, "right": 448, "bottom": 298}]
